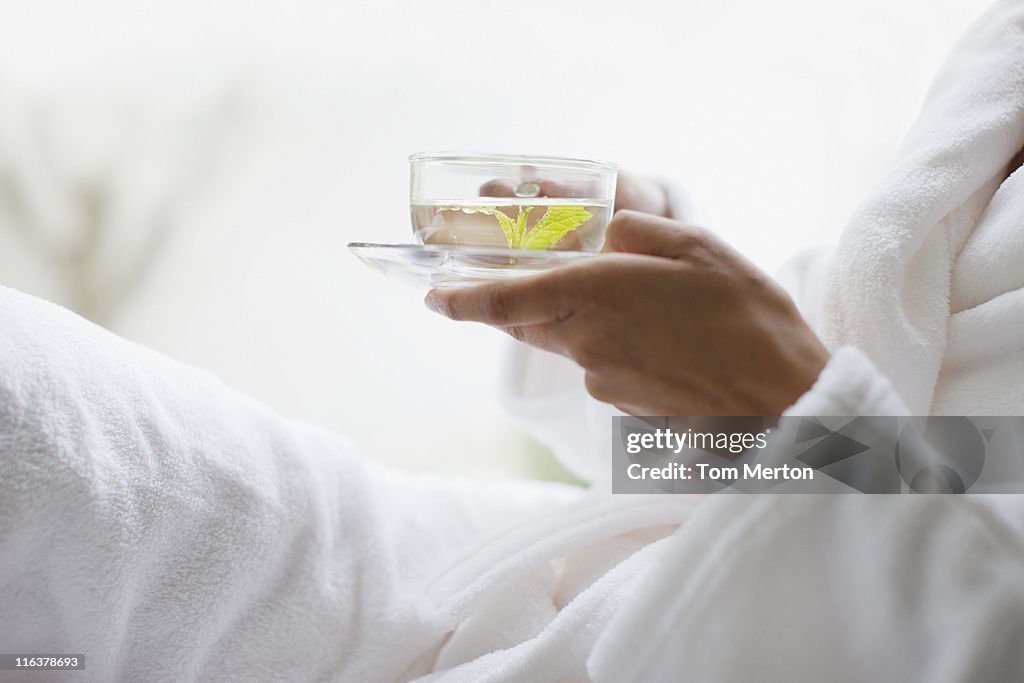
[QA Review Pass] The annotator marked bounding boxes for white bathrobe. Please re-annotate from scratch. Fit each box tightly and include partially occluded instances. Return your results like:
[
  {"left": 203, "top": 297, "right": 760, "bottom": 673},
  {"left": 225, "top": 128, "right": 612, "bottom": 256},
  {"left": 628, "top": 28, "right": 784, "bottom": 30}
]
[{"left": 3, "top": 2, "right": 1024, "bottom": 682}]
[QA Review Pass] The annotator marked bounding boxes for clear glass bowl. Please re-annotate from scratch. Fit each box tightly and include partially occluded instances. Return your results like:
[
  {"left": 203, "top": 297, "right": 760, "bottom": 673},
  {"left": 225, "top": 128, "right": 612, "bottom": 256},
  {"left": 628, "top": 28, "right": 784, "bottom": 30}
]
[{"left": 409, "top": 152, "right": 617, "bottom": 252}]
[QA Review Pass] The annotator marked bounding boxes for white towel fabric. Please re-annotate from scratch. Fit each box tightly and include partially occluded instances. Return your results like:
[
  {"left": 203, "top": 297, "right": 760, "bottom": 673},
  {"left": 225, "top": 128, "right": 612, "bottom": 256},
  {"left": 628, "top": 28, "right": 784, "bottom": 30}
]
[
  {"left": 819, "top": 0, "right": 1024, "bottom": 415},
  {"left": 0, "top": 285, "right": 556, "bottom": 682}
]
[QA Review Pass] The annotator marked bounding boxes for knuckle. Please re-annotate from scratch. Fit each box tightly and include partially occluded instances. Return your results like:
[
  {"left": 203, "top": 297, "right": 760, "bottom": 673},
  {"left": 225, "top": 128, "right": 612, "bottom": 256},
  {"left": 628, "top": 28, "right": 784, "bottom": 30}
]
[
  {"left": 606, "top": 209, "right": 639, "bottom": 236},
  {"left": 670, "top": 224, "right": 707, "bottom": 253},
  {"left": 535, "top": 270, "right": 582, "bottom": 321},
  {"left": 504, "top": 325, "right": 527, "bottom": 342},
  {"left": 480, "top": 288, "right": 511, "bottom": 324},
  {"left": 611, "top": 208, "right": 643, "bottom": 225},
  {"left": 603, "top": 211, "right": 636, "bottom": 246},
  {"left": 554, "top": 302, "right": 576, "bottom": 323},
  {"left": 442, "top": 294, "right": 463, "bottom": 320}
]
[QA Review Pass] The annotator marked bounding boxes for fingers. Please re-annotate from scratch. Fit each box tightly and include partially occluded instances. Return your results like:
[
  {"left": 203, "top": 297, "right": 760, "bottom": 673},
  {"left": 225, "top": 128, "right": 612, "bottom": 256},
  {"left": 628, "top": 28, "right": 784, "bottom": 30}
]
[
  {"left": 498, "top": 322, "right": 569, "bottom": 355},
  {"left": 602, "top": 210, "right": 706, "bottom": 259},
  {"left": 478, "top": 176, "right": 576, "bottom": 199},
  {"left": 426, "top": 274, "right": 579, "bottom": 357},
  {"left": 425, "top": 272, "right": 576, "bottom": 327},
  {"left": 613, "top": 172, "right": 671, "bottom": 217},
  {"left": 478, "top": 179, "right": 517, "bottom": 197}
]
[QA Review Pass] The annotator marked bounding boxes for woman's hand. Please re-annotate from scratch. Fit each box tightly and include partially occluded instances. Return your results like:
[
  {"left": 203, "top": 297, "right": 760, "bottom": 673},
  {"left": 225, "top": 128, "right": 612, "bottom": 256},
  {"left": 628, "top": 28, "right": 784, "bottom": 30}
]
[{"left": 425, "top": 211, "right": 829, "bottom": 416}]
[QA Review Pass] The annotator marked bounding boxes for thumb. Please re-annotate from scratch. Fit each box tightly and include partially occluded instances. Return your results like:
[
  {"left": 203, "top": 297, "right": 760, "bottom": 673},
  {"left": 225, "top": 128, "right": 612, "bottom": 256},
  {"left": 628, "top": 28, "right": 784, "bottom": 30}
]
[{"left": 601, "top": 210, "right": 707, "bottom": 260}]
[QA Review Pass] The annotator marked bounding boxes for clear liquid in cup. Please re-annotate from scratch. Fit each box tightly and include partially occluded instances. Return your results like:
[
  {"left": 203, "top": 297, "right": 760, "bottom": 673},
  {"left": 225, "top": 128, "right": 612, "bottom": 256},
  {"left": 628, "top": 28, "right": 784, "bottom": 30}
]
[{"left": 411, "top": 198, "right": 612, "bottom": 251}]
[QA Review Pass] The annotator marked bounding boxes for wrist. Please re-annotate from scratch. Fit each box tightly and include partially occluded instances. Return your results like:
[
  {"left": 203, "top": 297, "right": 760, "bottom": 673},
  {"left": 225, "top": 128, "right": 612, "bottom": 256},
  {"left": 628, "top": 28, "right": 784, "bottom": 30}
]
[
  {"left": 767, "top": 339, "right": 831, "bottom": 415},
  {"left": 790, "top": 343, "right": 831, "bottom": 412}
]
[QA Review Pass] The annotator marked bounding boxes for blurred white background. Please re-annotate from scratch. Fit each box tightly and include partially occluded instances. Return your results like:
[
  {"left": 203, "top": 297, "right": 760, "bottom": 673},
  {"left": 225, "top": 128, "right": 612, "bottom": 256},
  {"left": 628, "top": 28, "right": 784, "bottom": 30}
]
[{"left": 0, "top": 0, "right": 992, "bottom": 477}]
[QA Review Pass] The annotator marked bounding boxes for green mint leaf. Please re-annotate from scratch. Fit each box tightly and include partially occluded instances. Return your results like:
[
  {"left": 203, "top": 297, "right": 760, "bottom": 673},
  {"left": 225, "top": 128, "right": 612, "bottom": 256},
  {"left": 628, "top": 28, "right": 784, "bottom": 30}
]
[
  {"left": 520, "top": 206, "right": 593, "bottom": 250},
  {"left": 514, "top": 206, "right": 533, "bottom": 247}
]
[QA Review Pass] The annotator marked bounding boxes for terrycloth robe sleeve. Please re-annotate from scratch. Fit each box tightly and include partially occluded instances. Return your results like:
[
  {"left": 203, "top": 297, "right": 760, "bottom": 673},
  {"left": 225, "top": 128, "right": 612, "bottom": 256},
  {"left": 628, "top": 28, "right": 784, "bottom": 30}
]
[{"left": 0, "top": 285, "right": 579, "bottom": 683}]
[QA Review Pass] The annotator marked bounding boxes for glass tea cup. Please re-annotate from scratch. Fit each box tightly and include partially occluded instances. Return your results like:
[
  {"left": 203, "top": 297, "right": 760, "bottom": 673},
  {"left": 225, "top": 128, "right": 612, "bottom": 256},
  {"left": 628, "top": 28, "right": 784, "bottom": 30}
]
[{"left": 410, "top": 152, "right": 617, "bottom": 252}]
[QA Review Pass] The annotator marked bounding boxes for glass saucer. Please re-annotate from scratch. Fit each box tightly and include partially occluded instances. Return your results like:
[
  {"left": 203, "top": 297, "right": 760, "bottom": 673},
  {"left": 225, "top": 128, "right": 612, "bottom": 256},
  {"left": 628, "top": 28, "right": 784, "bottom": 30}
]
[{"left": 348, "top": 242, "right": 597, "bottom": 289}]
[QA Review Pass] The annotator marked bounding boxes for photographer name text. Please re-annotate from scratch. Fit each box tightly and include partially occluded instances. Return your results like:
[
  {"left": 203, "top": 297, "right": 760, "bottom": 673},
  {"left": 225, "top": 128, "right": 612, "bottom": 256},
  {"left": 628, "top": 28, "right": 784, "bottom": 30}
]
[{"left": 626, "top": 462, "right": 814, "bottom": 481}]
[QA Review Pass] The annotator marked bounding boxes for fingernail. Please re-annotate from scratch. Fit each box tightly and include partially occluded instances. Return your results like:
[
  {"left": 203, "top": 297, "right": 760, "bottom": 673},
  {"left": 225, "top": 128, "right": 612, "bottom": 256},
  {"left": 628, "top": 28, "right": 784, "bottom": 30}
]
[{"left": 424, "top": 290, "right": 448, "bottom": 316}]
